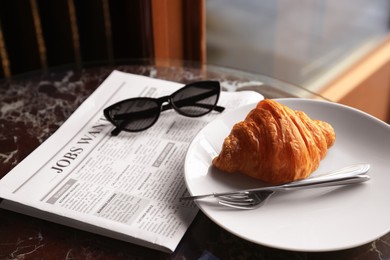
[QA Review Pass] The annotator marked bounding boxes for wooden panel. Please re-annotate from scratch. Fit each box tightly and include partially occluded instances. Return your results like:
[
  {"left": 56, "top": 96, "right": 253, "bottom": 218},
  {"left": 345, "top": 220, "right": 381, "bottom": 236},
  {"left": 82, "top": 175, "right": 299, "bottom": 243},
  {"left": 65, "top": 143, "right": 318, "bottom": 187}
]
[
  {"left": 0, "top": 59, "right": 3, "bottom": 78},
  {"left": 0, "top": 24, "right": 5, "bottom": 78},
  {"left": 151, "top": 0, "right": 205, "bottom": 65},
  {"left": 74, "top": 0, "right": 110, "bottom": 65},
  {"left": 151, "top": 0, "right": 183, "bottom": 64},
  {"left": 0, "top": 0, "right": 41, "bottom": 75},
  {"left": 109, "top": 0, "right": 154, "bottom": 61},
  {"left": 0, "top": 0, "right": 156, "bottom": 78},
  {"left": 37, "top": 0, "right": 76, "bottom": 67},
  {"left": 183, "top": 0, "right": 206, "bottom": 62}
]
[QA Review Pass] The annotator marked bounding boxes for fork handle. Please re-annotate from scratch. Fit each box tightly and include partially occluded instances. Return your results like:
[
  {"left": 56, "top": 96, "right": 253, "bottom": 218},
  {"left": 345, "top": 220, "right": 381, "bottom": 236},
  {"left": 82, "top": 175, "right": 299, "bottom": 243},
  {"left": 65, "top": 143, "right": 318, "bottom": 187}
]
[
  {"left": 276, "top": 163, "right": 370, "bottom": 191},
  {"left": 273, "top": 174, "right": 370, "bottom": 192}
]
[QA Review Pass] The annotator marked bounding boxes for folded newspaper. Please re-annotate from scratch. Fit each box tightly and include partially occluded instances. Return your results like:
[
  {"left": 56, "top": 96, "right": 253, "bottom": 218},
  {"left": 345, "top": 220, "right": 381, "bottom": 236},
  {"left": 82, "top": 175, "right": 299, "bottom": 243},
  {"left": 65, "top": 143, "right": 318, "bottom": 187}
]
[{"left": 0, "top": 70, "right": 263, "bottom": 252}]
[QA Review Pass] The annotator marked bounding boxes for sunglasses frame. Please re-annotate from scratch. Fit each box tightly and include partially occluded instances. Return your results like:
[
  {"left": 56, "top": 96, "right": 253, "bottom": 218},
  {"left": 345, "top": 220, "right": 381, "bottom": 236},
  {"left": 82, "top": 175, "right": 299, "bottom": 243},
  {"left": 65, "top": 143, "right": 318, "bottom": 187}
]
[{"left": 104, "top": 81, "right": 225, "bottom": 135}]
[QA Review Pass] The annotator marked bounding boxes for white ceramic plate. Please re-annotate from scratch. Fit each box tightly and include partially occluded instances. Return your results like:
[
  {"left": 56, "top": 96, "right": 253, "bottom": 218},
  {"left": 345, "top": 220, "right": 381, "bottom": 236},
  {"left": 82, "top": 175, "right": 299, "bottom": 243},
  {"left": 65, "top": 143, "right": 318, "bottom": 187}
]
[{"left": 184, "top": 98, "right": 390, "bottom": 252}]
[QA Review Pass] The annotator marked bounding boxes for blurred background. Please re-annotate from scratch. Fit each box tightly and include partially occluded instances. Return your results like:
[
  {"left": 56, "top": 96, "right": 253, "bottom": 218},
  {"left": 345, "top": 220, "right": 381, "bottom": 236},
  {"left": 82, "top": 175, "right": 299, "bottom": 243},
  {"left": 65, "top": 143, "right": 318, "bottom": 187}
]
[
  {"left": 206, "top": 0, "right": 390, "bottom": 122},
  {"left": 206, "top": 0, "right": 390, "bottom": 91}
]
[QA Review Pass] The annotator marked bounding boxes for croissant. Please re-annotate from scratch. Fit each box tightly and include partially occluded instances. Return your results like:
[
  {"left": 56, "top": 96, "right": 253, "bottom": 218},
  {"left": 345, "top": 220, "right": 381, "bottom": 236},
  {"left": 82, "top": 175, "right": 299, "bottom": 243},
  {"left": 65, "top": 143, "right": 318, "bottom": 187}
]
[{"left": 212, "top": 99, "right": 336, "bottom": 184}]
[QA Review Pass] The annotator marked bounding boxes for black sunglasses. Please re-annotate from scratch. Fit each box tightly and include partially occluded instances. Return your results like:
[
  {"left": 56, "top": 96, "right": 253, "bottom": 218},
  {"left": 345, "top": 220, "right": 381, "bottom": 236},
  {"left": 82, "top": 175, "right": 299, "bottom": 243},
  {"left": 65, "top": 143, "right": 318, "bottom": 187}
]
[{"left": 104, "top": 81, "right": 225, "bottom": 136}]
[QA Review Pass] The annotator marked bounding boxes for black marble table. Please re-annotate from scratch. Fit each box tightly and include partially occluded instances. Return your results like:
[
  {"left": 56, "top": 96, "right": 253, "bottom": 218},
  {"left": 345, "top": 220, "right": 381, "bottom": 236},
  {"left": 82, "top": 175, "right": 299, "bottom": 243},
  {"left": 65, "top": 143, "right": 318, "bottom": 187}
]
[{"left": 0, "top": 62, "right": 389, "bottom": 259}]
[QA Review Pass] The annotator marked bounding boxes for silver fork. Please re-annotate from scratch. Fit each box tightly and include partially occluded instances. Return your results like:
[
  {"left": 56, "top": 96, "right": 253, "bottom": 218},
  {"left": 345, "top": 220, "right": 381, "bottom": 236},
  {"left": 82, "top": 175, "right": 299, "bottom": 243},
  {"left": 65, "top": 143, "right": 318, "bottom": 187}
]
[
  {"left": 217, "top": 174, "right": 369, "bottom": 209},
  {"left": 181, "top": 164, "right": 370, "bottom": 210}
]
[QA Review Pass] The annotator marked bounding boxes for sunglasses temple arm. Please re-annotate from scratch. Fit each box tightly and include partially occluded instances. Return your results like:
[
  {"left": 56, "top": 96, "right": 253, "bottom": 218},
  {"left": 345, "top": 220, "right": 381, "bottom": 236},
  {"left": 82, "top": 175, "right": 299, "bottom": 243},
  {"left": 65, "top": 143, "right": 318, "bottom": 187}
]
[
  {"left": 110, "top": 110, "right": 153, "bottom": 135},
  {"left": 214, "top": 105, "right": 225, "bottom": 112},
  {"left": 110, "top": 127, "right": 122, "bottom": 136},
  {"left": 111, "top": 117, "right": 131, "bottom": 136}
]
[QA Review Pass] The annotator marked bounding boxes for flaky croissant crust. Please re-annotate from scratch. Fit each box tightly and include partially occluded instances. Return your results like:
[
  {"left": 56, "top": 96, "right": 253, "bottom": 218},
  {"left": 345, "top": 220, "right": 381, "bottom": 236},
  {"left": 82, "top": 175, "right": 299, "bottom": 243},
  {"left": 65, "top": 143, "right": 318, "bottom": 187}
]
[{"left": 212, "top": 99, "right": 336, "bottom": 184}]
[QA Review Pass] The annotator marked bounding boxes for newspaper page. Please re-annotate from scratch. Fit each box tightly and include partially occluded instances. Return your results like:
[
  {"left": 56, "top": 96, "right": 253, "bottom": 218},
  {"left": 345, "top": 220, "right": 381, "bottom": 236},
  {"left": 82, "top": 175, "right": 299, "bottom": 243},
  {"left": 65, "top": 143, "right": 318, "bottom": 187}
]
[{"left": 0, "top": 70, "right": 263, "bottom": 252}]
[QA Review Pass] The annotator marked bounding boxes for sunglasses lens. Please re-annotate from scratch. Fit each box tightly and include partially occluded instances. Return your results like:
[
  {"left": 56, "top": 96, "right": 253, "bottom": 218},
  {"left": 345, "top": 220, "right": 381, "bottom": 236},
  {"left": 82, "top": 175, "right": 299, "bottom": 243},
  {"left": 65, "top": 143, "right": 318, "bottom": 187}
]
[
  {"left": 106, "top": 99, "right": 160, "bottom": 132},
  {"left": 172, "top": 82, "right": 219, "bottom": 116}
]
